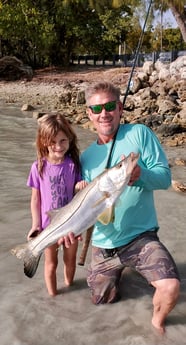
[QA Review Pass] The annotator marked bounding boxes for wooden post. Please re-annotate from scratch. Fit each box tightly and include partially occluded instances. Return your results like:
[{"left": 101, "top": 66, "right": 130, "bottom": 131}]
[{"left": 78, "top": 226, "right": 93, "bottom": 266}]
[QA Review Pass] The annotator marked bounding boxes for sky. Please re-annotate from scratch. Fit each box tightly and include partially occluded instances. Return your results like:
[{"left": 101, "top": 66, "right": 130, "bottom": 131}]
[{"left": 154, "top": 9, "right": 178, "bottom": 28}]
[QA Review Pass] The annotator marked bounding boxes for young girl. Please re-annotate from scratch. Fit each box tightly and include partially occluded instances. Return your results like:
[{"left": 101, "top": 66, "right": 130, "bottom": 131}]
[{"left": 27, "top": 112, "right": 82, "bottom": 296}]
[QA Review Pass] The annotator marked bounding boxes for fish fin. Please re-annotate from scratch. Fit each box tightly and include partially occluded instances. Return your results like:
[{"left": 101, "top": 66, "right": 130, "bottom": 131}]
[
  {"left": 24, "top": 254, "right": 42, "bottom": 278},
  {"left": 11, "top": 243, "right": 42, "bottom": 278},
  {"left": 97, "top": 206, "right": 115, "bottom": 225},
  {"left": 93, "top": 192, "right": 111, "bottom": 207},
  {"left": 46, "top": 208, "right": 61, "bottom": 220}
]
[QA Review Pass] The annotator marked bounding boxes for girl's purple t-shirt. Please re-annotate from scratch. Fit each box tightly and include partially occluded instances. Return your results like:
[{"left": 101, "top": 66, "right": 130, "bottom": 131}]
[{"left": 27, "top": 156, "right": 81, "bottom": 229}]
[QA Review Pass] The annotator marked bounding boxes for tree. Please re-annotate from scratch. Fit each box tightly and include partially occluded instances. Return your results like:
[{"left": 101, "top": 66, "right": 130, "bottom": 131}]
[
  {"left": 0, "top": 0, "right": 184, "bottom": 68},
  {"left": 0, "top": 0, "right": 142, "bottom": 66},
  {"left": 168, "top": 1, "right": 186, "bottom": 42},
  {"left": 0, "top": 0, "right": 55, "bottom": 66},
  {"left": 153, "top": 0, "right": 186, "bottom": 42}
]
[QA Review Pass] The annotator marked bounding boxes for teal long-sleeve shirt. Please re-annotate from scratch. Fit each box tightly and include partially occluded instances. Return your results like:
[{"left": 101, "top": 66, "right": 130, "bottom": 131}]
[{"left": 80, "top": 123, "right": 171, "bottom": 249}]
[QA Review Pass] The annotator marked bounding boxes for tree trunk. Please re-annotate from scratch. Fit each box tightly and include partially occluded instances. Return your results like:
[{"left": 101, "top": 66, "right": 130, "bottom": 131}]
[{"left": 169, "top": 2, "right": 186, "bottom": 42}]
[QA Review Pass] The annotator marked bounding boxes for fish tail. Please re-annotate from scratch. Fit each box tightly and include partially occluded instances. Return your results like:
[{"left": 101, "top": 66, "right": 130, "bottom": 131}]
[{"left": 10, "top": 243, "right": 42, "bottom": 278}]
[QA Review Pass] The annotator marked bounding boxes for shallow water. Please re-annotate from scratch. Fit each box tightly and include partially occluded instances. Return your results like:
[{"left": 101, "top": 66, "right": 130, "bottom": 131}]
[{"left": 0, "top": 104, "right": 186, "bottom": 345}]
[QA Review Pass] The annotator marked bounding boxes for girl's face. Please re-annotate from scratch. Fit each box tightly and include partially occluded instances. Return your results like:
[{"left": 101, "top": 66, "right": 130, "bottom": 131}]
[{"left": 47, "top": 130, "right": 70, "bottom": 164}]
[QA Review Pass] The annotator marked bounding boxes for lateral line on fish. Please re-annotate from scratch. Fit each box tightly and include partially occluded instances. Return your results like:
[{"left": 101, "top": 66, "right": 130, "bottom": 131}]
[
  {"left": 11, "top": 153, "right": 140, "bottom": 279},
  {"left": 30, "top": 180, "right": 104, "bottom": 251}
]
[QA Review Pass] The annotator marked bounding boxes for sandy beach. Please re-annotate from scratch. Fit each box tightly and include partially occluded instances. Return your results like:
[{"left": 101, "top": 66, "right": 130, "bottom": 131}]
[{"left": 0, "top": 74, "right": 186, "bottom": 345}]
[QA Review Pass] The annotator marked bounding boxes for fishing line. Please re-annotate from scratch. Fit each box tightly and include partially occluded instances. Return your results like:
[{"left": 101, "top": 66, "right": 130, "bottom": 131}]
[
  {"left": 105, "top": 127, "right": 119, "bottom": 168},
  {"left": 106, "top": 0, "right": 153, "bottom": 169},
  {"left": 122, "top": 0, "right": 153, "bottom": 108}
]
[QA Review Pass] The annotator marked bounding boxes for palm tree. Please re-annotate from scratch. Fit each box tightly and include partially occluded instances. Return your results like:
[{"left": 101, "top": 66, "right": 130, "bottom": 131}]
[{"left": 154, "top": 0, "right": 186, "bottom": 42}]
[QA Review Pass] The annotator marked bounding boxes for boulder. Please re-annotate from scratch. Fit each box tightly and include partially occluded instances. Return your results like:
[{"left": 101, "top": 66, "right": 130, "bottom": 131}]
[{"left": 0, "top": 56, "right": 33, "bottom": 81}]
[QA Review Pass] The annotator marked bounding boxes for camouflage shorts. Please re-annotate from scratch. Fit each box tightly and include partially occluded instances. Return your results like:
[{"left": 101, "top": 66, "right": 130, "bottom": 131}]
[{"left": 87, "top": 231, "right": 180, "bottom": 305}]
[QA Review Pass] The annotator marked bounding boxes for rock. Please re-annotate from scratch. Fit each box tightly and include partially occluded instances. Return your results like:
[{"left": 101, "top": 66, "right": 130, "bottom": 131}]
[
  {"left": 172, "top": 180, "right": 186, "bottom": 193},
  {"left": 121, "top": 56, "right": 186, "bottom": 145},
  {"left": 76, "top": 90, "right": 85, "bottom": 104},
  {"left": 177, "top": 80, "right": 186, "bottom": 102},
  {"left": 158, "top": 67, "right": 170, "bottom": 81},
  {"left": 142, "top": 61, "right": 154, "bottom": 75},
  {"left": 0, "top": 56, "right": 33, "bottom": 81},
  {"left": 174, "top": 158, "right": 186, "bottom": 166},
  {"left": 156, "top": 98, "right": 179, "bottom": 115},
  {"left": 58, "top": 92, "right": 71, "bottom": 105},
  {"left": 149, "top": 71, "right": 159, "bottom": 85},
  {"left": 156, "top": 123, "right": 184, "bottom": 137},
  {"left": 172, "top": 108, "right": 186, "bottom": 126},
  {"left": 165, "top": 133, "right": 186, "bottom": 146},
  {"left": 33, "top": 111, "right": 47, "bottom": 119},
  {"left": 21, "top": 104, "right": 35, "bottom": 111},
  {"left": 169, "top": 55, "right": 186, "bottom": 77}
]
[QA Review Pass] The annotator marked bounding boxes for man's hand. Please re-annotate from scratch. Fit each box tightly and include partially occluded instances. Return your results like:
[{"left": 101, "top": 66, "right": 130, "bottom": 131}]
[
  {"left": 57, "top": 232, "right": 82, "bottom": 248},
  {"left": 128, "top": 164, "right": 141, "bottom": 185},
  {"left": 120, "top": 153, "right": 141, "bottom": 186}
]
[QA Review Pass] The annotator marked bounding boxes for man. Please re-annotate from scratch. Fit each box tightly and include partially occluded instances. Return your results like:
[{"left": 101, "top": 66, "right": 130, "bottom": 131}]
[{"left": 59, "top": 81, "right": 180, "bottom": 334}]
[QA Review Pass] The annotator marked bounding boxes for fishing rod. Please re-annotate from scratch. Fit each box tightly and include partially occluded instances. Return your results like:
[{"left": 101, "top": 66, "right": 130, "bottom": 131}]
[
  {"left": 78, "top": 0, "right": 153, "bottom": 266},
  {"left": 122, "top": 0, "right": 153, "bottom": 108}
]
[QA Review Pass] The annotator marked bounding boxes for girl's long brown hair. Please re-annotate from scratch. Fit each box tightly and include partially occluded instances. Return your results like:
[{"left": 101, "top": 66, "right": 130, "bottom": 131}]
[{"left": 36, "top": 112, "right": 81, "bottom": 177}]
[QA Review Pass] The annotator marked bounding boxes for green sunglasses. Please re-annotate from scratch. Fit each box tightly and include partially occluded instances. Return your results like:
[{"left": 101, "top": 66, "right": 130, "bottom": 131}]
[{"left": 88, "top": 100, "right": 117, "bottom": 114}]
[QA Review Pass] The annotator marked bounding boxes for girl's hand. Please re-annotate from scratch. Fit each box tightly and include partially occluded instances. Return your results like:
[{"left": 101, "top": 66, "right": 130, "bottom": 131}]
[
  {"left": 74, "top": 180, "right": 88, "bottom": 193},
  {"left": 27, "top": 227, "right": 41, "bottom": 241}
]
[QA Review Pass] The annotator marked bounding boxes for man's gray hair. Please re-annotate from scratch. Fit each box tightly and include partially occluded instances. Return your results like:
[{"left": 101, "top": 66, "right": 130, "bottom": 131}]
[{"left": 85, "top": 82, "right": 121, "bottom": 105}]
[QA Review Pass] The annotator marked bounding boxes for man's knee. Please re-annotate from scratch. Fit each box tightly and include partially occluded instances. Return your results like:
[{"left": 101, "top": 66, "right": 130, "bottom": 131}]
[
  {"left": 166, "top": 278, "right": 180, "bottom": 300},
  {"left": 152, "top": 278, "right": 180, "bottom": 300}
]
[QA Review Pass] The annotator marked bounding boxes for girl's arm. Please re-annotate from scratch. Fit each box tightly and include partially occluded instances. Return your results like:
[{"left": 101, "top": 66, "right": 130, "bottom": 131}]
[{"left": 27, "top": 187, "right": 41, "bottom": 241}]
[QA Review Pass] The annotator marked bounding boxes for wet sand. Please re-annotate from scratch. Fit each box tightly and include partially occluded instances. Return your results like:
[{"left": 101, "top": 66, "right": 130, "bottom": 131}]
[{"left": 0, "top": 104, "right": 186, "bottom": 345}]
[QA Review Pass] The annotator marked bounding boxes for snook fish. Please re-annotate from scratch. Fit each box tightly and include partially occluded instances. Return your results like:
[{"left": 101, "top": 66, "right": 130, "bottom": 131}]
[{"left": 11, "top": 153, "right": 139, "bottom": 278}]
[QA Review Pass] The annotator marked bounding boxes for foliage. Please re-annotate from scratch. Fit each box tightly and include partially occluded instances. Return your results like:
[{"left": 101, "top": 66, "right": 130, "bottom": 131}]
[
  {"left": 151, "top": 26, "right": 185, "bottom": 51},
  {"left": 0, "top": 0, "right": 54, "bottom": 65},
  {"left": 0, "top": 0, "right": 185, "bottom": 68}
]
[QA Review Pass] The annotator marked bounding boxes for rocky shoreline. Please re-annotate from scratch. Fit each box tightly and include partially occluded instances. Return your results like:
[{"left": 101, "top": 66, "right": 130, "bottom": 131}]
[
  {"left": 1, "top": 59, "right": 186, "bottom": 147},
  {"left": 0, "top": 65, "right": 130, "bottom": 108},
  {"left": 0, "top": 62, "right": 186, "bottom": 187}
]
